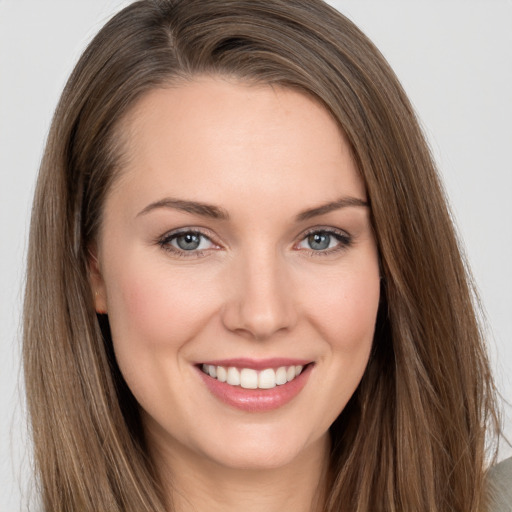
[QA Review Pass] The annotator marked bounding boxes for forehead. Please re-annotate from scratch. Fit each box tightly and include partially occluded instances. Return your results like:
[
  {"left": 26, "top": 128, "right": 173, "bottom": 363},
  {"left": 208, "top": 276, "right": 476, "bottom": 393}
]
[{"left": 107, "top": 77, "right": 366, "bottom": 217}]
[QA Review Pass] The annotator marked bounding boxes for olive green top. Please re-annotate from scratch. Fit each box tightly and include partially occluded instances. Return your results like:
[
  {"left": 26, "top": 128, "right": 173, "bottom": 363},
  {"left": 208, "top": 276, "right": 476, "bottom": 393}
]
[{"left": 488, "top": 457, "right": 512, "bottom": 511}]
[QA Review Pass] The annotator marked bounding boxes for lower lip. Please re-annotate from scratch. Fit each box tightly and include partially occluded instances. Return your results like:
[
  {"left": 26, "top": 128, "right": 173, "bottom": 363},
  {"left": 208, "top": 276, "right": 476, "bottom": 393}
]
[{"left": 197, "top": 364, "right": 313, "bottom": 412}]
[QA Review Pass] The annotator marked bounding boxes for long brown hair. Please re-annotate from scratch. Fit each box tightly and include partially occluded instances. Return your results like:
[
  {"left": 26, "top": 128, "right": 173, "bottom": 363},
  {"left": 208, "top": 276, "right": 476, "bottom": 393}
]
[{"left": 23, "top": 1, "right": 500, "bottom": 510}]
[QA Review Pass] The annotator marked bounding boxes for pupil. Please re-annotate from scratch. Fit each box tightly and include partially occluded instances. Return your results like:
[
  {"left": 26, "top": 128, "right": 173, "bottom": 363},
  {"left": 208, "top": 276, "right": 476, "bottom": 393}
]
[
  {"left": 177, "top": 233, "right": 201, "bottom": 250},
  {"left": 308, "top": 233, "right": 330, "bottom": 250}
]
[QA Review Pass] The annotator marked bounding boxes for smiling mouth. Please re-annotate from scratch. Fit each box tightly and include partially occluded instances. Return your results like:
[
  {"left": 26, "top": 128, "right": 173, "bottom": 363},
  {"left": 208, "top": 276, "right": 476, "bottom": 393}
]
[
  {"left": 199, "top": 363, "right": 309, "bottom": 390},
  {"left": 197, "top": 360, "right": 314, "bottom": 412}
]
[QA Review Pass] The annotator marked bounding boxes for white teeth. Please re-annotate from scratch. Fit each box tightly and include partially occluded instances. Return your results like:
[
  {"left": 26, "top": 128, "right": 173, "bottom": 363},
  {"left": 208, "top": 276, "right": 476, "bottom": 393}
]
[
  {"left": 226, "top": 367, "right": 241, "bottom": 386},
  {"left": 240, "top": 368, "right": 258, "bottom": 389},
  {"left": 275, "top": 366, "right": 288, "bottom": 385},
  {"left": 201, "top": 364, "right": 307, "bottom": 389},
  {"left": 216, "top": 365, "right": 227, "bottom": 382},
  {"left": 258, "top": 368, "right": 276, "bottom": 389}
]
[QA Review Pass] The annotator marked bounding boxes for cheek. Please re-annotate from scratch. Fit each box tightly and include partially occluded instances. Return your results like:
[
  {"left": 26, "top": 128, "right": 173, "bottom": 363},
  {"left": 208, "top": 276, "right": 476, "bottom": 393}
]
[
  {"left": 289, "top": 258, "right": 380, "bottom": 435},
  {"left": 102, "top": 256, "right": 222, "bottom": 409},
  {"left": 102, "top": 259, "right": 221, "bottom": 404},
  {"left": 304, "top": 263, "right": 381, "bottom": 351},
  {"left": 105, "top": 258, "right": 215, "bottom": 348}
]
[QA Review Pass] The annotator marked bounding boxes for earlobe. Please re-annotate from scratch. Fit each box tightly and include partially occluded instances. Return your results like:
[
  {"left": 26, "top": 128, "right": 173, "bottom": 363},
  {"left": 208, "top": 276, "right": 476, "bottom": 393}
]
[
  {"left": 88, "top": 246, "right": 108, "bottom": 314},
  {"left": 93, "top": 289, "right": 108, "bottom": 315}
]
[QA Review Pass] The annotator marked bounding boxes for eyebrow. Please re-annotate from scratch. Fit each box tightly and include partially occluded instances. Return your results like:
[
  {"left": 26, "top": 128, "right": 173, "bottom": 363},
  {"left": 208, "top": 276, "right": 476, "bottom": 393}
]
[
  {"left": 136, "top": 196, "right": 369, "bottom": 221},
  {"left": 137, "top": 198, "right": 230, "bottom": 220},
  {"left": 295, "top": 196, "right": 369, "bottom": 221}
]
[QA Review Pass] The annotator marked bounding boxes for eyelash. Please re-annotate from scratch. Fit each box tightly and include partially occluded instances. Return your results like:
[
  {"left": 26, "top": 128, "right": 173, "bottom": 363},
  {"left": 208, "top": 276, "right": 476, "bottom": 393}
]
[
  {"left": 157, "top": 228, "right": 217, "bottom": 259},
  {"left": 156, "top": 227, "right": 352, "bottom": 258},
  {"left": 297, "top": 227, "right": 352, "bottom": 257}
]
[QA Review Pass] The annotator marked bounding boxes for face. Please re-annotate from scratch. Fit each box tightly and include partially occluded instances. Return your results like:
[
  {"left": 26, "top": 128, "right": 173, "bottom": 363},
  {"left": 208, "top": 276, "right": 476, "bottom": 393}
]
[{"left": 91, "top": 77, "right": 380, "bottom": 472}]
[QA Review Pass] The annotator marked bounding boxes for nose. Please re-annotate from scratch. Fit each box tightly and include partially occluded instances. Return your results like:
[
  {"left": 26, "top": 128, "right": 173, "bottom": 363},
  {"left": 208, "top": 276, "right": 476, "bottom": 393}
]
[{"left": 221, "top": 250, "right": 297, "bottom": 341}]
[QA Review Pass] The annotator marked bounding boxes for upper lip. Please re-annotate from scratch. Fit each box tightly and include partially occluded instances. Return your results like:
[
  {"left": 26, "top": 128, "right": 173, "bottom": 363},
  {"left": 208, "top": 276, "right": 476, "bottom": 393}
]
[{"left": 197, "top": 358, "right": 312, "bottom": 370}]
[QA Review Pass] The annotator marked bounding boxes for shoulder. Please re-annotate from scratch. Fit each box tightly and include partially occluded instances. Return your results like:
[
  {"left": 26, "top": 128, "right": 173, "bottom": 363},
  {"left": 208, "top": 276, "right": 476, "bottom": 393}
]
[{"left": 487, "top": 457, "right": 512, "bottom": 512}]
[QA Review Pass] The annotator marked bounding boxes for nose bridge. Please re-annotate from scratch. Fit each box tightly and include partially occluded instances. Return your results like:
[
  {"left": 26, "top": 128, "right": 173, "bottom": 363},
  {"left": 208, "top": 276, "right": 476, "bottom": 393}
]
[{"left": 222, "top": 244, "right": 296, "bottom": 340}]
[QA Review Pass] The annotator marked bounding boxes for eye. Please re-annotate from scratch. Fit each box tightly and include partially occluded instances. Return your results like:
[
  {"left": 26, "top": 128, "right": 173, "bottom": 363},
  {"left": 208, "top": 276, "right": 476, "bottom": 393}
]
[
  {"left": 158, "top": 229, "right": 217, "bottom": 256},
  {"left": 296, "top": 228, "right": 352, "bottom": 254}
]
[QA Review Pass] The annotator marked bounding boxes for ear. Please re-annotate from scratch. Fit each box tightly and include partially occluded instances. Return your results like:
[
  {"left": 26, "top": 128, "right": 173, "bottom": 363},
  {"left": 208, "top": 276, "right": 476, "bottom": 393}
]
[{"left": 88, "top": 245, "right": 108, "bottom": 314}]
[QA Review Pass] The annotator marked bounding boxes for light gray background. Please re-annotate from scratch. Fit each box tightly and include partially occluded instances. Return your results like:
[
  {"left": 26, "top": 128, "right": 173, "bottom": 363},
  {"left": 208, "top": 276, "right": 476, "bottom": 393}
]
[{"left": 1, "top": 1, "right": 511, "bottom": 509}]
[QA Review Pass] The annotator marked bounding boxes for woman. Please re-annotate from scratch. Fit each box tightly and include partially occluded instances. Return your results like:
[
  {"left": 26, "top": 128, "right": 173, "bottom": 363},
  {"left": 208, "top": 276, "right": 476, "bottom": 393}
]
[{"left": 23, "top": 0, "right": 507, "bottom": 510}]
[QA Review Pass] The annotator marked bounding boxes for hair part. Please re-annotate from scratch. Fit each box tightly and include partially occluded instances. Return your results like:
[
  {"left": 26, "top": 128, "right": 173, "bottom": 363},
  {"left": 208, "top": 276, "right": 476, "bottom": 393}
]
[{"left": 24, "top": 1, "right": 500, "bottom": 510}]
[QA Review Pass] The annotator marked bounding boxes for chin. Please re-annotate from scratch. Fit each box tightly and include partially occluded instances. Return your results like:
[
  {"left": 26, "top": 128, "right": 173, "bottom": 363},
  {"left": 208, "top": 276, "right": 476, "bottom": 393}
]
[{"left": 196, "top": 427, "right": 327, "bottom": 472}]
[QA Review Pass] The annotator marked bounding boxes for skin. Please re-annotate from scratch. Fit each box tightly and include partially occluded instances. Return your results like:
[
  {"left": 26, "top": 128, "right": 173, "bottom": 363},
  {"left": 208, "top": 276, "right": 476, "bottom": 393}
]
[{"left": 90, "top": 77, "right": 381, "bottom": 512}]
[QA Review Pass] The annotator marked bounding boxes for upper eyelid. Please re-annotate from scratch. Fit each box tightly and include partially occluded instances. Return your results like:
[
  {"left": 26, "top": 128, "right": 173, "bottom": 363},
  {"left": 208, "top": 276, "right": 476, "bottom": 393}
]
[
  {"left": 157, "top": 229, "right": 218, "bottom": 258},
  {"left": 300, "top": 225, "right": 350, "bottom": 236},
  {"left": 159, "top": 227, "right": 217, "bottom": 242},
  {"left": 297, "top": 226, "right": 352, "bottom": 243},
  {"left": 158, "top": 225, "right": 350, "bottom": 239},
  {"left": 294, "top": 228, "right": 353, "bottom": 258},
  {"left": 156, "top": 225, "right": 352, "bottom": 252}
]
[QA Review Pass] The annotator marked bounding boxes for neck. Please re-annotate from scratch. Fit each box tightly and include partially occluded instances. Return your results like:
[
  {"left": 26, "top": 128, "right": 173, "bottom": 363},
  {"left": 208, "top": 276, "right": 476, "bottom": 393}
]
[{"left": 150, "top": 433, "right": 331, "bottom": 512}]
